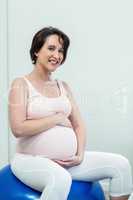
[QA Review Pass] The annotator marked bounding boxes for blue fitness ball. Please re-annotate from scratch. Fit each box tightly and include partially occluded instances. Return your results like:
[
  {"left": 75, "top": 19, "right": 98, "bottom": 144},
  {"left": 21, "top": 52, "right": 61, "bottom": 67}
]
[{"left": 0, "top": 165, "right": 105, "bottom": 200}]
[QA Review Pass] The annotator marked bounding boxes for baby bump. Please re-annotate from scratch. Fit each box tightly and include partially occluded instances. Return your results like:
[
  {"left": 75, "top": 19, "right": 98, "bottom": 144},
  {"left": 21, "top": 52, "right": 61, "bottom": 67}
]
[{"left": 17, "top": 126, "right": 77, "bottom": 160}]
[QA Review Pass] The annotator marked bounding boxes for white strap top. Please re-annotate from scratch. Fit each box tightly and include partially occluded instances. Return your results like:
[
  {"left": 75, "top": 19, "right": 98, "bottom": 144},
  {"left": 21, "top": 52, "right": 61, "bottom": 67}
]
[
  {"left": 22, "top": 77, "right": 72, "bottom": 119},
  {"left": 16, "top": 77, "right": 77, "bottom": 160},
  {"left": 23, "top": 77, "right": 67, "bottom": 99}
]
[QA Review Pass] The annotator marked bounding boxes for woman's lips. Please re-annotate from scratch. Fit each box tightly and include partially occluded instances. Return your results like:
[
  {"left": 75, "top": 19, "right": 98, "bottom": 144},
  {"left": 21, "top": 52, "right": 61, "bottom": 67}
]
[{"left": 48, "top": 59, "right": 59, "bottom": 66}]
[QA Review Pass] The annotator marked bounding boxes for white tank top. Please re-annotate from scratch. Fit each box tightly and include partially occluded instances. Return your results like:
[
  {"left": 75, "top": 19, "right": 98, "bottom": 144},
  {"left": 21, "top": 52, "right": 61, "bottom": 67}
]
[{"left": 16, "top": 77, "right": 77, "bottom": 160}]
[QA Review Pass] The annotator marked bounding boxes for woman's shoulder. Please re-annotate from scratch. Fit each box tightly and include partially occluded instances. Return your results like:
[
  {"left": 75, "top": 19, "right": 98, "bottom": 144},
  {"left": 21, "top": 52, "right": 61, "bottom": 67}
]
[
  {"left": 57, "top": 79, "right": 67, "bottom": 89},
  {"left": 58, "top": 79, "right": 72, "bottom": 97},
  {"left": 10, "top": 76, "right": 27, "bottom": 89}
]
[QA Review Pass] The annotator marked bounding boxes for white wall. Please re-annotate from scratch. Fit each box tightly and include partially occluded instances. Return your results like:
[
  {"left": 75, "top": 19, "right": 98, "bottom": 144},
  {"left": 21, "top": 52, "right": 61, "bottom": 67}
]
[{"left": 0, "top": 0, "right": 133, "bottom": 171}]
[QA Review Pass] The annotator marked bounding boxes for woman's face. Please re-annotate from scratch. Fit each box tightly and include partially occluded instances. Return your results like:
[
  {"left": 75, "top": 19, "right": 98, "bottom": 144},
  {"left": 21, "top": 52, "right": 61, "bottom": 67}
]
[{"left": 35, "top": 34, "right": 64, "bottom": 72}]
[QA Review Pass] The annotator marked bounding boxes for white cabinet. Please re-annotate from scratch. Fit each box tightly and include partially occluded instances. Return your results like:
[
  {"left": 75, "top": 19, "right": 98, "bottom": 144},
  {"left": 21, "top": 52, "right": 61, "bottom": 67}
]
[{"left": 0, "top": 0, "right": 9, "bottom": 168}]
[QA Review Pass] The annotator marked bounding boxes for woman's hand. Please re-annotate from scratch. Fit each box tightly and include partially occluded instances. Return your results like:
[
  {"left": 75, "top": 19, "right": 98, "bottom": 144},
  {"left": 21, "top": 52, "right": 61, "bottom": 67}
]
[
  {"left": 53, "top": 154, "right": 84, "bottom": 168},
  {"left": 55, "top": 112, "right": 72, "bottom": 128},
  {"left": 57, "top": 118, "right": 72, "bottom": 128}
]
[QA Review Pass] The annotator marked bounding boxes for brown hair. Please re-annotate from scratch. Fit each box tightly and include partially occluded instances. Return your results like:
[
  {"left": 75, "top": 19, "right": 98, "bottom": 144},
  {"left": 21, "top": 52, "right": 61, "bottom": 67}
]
[{"left": 30, "top": 26, "right": 70, "bottom": 64}]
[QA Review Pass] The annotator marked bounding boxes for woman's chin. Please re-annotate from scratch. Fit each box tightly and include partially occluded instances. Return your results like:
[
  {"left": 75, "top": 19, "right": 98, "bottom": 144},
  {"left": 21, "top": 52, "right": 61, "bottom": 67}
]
[
  {"left": 48, "top": 65, "right": 59, "bottom": 71},
  {"left": 48, "top": 68, "right": 57, "bottom": 72}
]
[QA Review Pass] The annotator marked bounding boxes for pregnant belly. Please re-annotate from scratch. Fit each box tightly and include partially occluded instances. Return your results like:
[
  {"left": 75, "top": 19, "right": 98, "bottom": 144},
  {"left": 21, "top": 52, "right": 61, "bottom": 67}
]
[{"left": 17, "top": 126, "right": 77, "bottom": 160}]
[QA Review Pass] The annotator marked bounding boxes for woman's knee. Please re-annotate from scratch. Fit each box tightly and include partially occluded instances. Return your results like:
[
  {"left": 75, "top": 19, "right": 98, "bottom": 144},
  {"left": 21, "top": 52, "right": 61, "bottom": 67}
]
[
  {"left": 113, "top": 154, "right": 132, "bottom": 173},
  {"left": 110, "top": 154, "right": 132, "bottom": 190},
  {"left": 106, "top": 154, "right": 132, "bottom": 197}
]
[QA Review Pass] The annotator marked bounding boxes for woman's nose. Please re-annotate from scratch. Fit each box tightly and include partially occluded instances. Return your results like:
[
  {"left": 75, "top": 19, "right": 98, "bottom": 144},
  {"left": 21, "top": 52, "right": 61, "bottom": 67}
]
[{"left": 53, "top": 51, "right": 60, "bottom": 59}]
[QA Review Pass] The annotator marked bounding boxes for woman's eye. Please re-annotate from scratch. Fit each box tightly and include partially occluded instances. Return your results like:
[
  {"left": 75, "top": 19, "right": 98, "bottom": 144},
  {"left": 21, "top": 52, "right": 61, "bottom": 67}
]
[
  {"left": 48, "top": 46, "right": 64, "bottom": 53},
  {"left": 59, "top": 49, "right": 64, "bottom": 53},
  {"left": 48, "top": 47, "right": 54, "bottom": 51}
]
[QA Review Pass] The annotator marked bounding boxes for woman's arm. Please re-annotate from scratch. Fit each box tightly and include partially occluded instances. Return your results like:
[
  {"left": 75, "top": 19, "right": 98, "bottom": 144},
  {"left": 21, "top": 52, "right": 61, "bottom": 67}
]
[
  {"left": 62, "top": 81, "right": 87, "bottom": 159},
  {"left": 8, "top": 78, "right": 67, "bottom": 138}
]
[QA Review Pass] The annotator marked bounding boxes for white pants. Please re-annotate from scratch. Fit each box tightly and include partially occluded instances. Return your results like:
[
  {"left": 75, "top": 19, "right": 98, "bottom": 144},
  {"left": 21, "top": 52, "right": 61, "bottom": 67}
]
[{"left": 10, "top": 151, "right": 133, "bottom": 200}]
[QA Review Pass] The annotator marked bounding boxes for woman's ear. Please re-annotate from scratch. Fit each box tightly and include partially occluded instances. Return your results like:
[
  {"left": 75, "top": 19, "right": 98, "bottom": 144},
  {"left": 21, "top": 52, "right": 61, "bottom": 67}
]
[{"left": 34, "top": 52, "right": 38, "bottom": 57}]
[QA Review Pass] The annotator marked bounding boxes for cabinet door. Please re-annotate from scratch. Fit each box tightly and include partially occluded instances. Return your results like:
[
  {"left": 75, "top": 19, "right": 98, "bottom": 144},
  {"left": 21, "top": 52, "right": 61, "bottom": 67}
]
[{"left": 0, "top": 0, "right": 9, "bottom": 168}]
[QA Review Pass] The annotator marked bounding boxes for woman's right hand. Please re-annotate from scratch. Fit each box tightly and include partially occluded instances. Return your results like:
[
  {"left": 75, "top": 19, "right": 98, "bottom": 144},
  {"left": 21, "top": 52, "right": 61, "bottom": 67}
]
[{"left": 55, "top": 112, "right": 72, "bottom": 128}]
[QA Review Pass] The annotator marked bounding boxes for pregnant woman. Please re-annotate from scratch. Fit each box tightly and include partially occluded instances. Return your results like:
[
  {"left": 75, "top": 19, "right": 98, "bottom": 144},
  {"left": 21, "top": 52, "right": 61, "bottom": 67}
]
[{"left": 9, "top": 26, "right": 133, "bottom": 200}]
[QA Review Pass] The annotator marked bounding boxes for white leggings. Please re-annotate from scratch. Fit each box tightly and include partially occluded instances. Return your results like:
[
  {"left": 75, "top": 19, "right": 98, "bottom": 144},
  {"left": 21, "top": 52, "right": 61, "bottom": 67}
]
[{"left": 10, "top": 151, "right": 133, "bottom": 200}]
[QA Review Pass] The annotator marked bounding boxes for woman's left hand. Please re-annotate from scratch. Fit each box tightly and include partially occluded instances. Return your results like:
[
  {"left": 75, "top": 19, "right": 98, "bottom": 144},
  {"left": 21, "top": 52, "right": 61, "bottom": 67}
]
[{"left": 53, "top": 154, "right": 84, "bottom": 168}]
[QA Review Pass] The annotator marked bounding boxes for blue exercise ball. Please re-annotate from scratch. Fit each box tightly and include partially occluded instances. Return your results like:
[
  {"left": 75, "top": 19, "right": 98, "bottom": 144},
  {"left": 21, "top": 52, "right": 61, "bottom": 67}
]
[{"left": 0, "top": 165, "right": 105, "bottom": 200}]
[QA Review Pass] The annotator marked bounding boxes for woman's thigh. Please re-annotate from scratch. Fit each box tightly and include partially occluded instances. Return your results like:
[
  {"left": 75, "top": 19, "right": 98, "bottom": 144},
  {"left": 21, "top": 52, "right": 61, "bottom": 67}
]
[
  {"left": 11, "top": 153, "right": 70, "bottom": 192},
  {"left": 67, "top": 151, "right": 129, "bottom": 181}
]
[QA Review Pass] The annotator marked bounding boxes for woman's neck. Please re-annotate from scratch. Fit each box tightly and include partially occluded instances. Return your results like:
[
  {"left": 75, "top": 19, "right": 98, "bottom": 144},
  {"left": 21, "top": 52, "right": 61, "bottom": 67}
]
[{"left": 31, "top": 65, "right": 52, "bottom": 82}]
